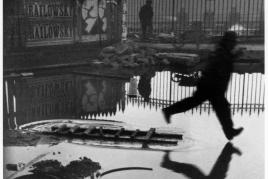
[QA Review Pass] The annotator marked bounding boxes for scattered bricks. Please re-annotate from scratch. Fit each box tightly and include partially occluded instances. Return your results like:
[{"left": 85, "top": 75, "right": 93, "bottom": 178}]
[
  {"left": 162, "top": 59, "right": 170, "bottom": 65},
  {"left": 101, "top": 46, "right": 116, "bottom": 53},
  {"left": 146, "top": 48, "right": 157, "bottom": 56},
  {"left": 115, "top": 43, "right": 130, "bottom": 55},
  {"left": 129, "top": 53, "right": 138, "bottom": 62},
  {"left": 99, "top": 52, "right": 115, "bottom": 59},
  {"left": 148, "top": 56, "right": 155, "bottom": 64},
  {"left": 151, "top": 59, "right": 156, "bottom": 65},
  {"left": 121, "top": 60, "right": 130, "bottom": 67},
  {"left": 139, "top": 49, "right": 147, "bottom": 56},
  {"left": 111, "top": 62, "right": 120, "bottom": 69},
  {"left": 155, "top": 52, "right": 200, "bottom": 66},
  {"left": 119, "top": 55, "right": 129, "bottom": 61},
  {"left": 132, "top": 63, "right": 140, "bottom": 67},
  {"left": 136, "top": 57, "right": 149, "bottom": 64},
  {"left": 102, "top": 58, "right": 110, "bottom": 66}
]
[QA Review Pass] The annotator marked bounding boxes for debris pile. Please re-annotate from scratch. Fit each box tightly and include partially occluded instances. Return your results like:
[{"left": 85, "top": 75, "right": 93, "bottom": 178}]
[
  {"left": 98, "top": 41, "right": 200, "bottom": 68},
  {"left": 99, "top": 42, "right": 163, "bottom": 68}
]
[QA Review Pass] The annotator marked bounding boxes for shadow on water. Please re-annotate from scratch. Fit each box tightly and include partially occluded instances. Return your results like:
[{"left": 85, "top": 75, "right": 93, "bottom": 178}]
[{"left": 161, "top": 142, "right": 242, "bottom": 179}]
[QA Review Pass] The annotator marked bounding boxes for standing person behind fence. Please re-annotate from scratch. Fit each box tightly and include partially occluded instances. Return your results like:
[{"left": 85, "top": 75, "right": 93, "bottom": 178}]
[
  {"left": 162, "top": 31, "right": 244, "bottom": 141},
  {"left": 139, "top": 0, "right": 153, "bottom": 39}
]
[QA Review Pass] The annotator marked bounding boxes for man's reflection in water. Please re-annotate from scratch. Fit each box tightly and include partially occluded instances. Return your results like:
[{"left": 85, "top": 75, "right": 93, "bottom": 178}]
[
  {"left": 161, "top": 142, "right": 241, "bottom": 179},
  {"left": 138, "top": 70, "right": 156, "bottom": 102}
]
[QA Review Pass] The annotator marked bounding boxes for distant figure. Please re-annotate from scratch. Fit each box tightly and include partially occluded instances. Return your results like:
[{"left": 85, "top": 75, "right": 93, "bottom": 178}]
[
  {"left": 161, "top": 142, "right": 242, "bottom": 179},
  {"left": 139, "top": 0, "right": 153, "bottom": 39},
  {"left": 162, "top": 31, "right": 244, "bottom": 140}
]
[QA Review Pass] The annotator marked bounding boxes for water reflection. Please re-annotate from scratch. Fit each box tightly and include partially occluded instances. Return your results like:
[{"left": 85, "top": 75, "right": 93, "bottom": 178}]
[
  {"left": 3, "top": 69, "right": 264, "bottom": 129},
  {"left": 161, "top": 142, "right": 242, "bottom": 179},
  {"left": 138, "top": 70, "right": 156, "bottom": 102}
]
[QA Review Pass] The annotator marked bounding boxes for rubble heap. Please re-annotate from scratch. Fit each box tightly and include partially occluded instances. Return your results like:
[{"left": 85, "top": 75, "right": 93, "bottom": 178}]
[{"left": 98, "top": 41, "right": 200, "bottom": 68}]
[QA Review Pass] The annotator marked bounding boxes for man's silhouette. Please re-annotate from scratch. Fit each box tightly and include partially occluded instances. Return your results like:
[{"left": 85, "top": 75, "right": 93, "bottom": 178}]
[
  {"left": 139, "top": 0, "right": 153, "bottom": 39},
  {"left": 161, "top": 142, "right": 242, "bottom": 179},
  {"left": 162, "top": 31, "right": 243, "bottom": 140}
]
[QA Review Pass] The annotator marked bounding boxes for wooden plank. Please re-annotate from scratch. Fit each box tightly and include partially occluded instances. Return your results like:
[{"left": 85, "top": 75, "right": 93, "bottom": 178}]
[
  {"left": 99, "top": 127, "right": 104, "bottom": 137},
  {"left": 130, "top": 129, "right": 140, "bottom": 139},
  {"left": 114, "top": 128, "right": 124, "bottom": 138},
  {"left": 145, "top": 128, "right": 156, "bottom": 141},
  {"left": 47, "top": 125, "right": 183, "bottom": 144},
  {"left": 142, "top": 128, "right": 155, "bottom": 148}
]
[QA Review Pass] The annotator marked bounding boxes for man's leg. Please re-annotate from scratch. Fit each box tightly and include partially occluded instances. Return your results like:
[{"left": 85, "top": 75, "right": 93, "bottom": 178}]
[
  {"left": 209, "top": 142, "right": 242, "bottom": 178},
  {"left": 162, "top": 90, "right": 207, "bottom": 123},
  {"left": 161, "top": 152, "right": 206, "bottom": 178},
  {"left": 148, "top": 21, "right": 153, "bottom": 36},
  {"left": 210, "top": 96, "right": 243, "bottom": 140},
  {"left": 141, "top": 21, "right": 146, "bottom": 39}
]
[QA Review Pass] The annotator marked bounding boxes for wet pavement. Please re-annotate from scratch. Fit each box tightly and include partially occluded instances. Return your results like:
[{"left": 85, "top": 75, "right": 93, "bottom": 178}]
[{"left": 3, "top": 66, "right": 264, "bottom": 179}]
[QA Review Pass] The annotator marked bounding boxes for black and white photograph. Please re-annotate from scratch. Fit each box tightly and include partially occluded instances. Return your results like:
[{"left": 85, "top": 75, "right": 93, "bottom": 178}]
[{"left": 2, "top": 0, "right": 265, "bottom": 178}]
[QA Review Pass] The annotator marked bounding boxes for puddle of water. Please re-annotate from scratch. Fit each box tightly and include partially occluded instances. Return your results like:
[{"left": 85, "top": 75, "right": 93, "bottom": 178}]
[{"left": 3, "top": 67, "right": 265, "bottom": 179}]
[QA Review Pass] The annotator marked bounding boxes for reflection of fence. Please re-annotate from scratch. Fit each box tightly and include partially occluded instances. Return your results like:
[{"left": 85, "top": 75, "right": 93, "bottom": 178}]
[
  {"left": 127, "top": 71, "right": 265, "bottom": 115},
  {"left": 127, "top": 0, "right": 264, "bottom": 38}
]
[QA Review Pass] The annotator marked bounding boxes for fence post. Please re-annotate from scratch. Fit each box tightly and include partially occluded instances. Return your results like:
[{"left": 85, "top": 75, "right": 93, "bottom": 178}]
[{"left": 171, "top": 0, "right": 175, "bottom": 34}]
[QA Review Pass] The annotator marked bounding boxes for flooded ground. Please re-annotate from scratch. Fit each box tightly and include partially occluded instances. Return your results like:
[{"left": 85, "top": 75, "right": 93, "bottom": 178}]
[{"left": 3, "top": 66, "right": 264, "bottom": 179}]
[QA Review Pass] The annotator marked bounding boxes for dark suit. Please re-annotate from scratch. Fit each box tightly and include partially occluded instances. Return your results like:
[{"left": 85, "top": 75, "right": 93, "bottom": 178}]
[
  {"left": 164, "top": 46, "right": 236, "bottom": 137},
  {"left": 139, "top": 3, "right": 153, "bottom": 38}
]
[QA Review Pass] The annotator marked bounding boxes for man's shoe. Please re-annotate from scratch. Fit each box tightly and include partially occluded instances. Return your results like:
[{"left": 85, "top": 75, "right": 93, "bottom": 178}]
[
  {"left": 162, "top": 108, "right": 171, "bottom": 124},
  {"left": 226, "top": 127, "right": 244, "bottom": 140}
]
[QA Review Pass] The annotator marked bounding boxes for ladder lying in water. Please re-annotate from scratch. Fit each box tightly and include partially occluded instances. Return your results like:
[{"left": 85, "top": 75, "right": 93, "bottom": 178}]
[{"left": 43, "top": 124, "right": 183, "bottom": 146}]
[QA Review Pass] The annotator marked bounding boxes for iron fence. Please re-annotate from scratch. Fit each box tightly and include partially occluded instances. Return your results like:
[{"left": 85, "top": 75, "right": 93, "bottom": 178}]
[
  {"left": 127, "top": 0, "right": 264, "bottom": 38},
  {"left": 126, "top": 71, "right": 265, "bottom": 115}
]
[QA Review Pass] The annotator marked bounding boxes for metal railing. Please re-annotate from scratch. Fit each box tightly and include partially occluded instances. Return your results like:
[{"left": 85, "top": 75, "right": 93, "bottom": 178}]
[
  {"left": 127, "top": 0, "right": 264, "bottom": 38},
  {"left": 126, "top": 71, "right": 265, "bottom": 115}
]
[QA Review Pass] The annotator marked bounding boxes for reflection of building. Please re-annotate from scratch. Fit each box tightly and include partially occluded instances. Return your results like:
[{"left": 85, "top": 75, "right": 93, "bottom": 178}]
[
  {"left": 14, "top": 75, "right": 77, "bottom": 125},
  {"left": 4, "top": 73, "right": 127, "bottom": 127}
]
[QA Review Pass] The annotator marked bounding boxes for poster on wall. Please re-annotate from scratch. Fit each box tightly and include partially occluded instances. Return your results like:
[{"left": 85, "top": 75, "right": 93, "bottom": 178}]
[
  {"left": 24, "top": 0, "right": 74, "bottom": 46},
  {"left": 81, "top": 0, "right": 108, "bottom": 41}
]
